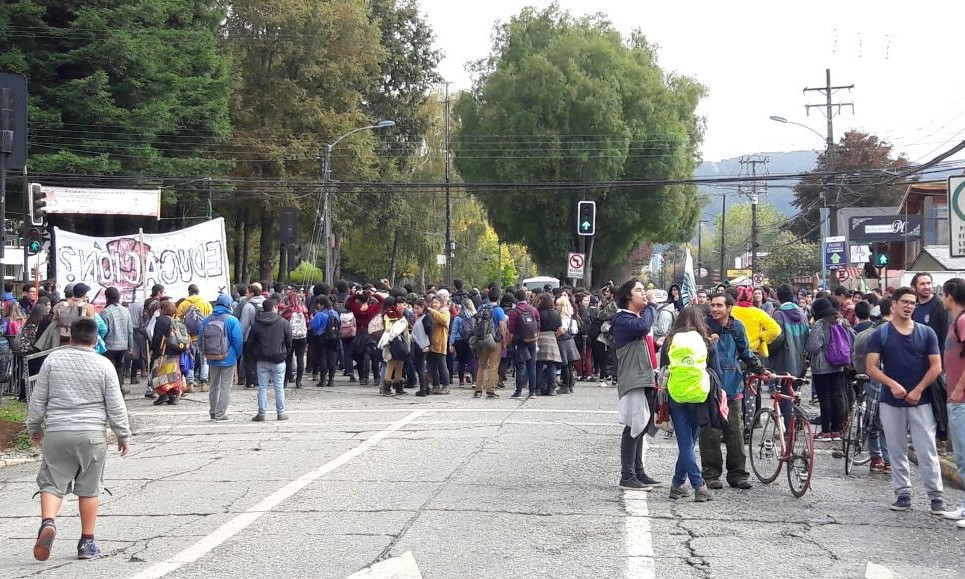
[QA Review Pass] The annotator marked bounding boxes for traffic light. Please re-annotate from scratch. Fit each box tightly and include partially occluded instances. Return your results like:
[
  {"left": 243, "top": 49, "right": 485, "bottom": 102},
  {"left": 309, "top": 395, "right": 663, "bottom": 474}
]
[
  {"left": 26, "top": 227, "right": 42, "bottom": 255},
  {"left": 872, "top": 243, "right": 889, "bottom": 268},
  {"left": 28, "top": 182, "right": 46, "bottom": 226},
  {"left": 577, "top": 200, "right": 596, "bottom": 236}
]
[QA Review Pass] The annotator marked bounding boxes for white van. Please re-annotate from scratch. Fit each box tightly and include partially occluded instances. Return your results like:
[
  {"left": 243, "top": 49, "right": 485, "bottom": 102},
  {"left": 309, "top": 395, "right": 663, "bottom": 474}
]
[{"left": 521, "top": 276, "right": 560, "bottom": 292}]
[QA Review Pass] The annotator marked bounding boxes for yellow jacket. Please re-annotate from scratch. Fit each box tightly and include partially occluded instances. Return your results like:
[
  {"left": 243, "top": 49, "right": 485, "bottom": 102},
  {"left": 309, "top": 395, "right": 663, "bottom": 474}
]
[
  {"left": 731, "top": 305, "right": 781, "bottom": 358},
  {"left": 427, "top": 307, "right": 450, "bottom": 354},
  {"left": 176, "top": 295, "right": 213, "bottom": 342}
]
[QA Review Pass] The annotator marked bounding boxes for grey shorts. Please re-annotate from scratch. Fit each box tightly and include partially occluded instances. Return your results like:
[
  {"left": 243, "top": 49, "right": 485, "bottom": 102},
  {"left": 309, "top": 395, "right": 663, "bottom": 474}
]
[{"left": 36, "top": 430, "right": 108, "bottom": 498}]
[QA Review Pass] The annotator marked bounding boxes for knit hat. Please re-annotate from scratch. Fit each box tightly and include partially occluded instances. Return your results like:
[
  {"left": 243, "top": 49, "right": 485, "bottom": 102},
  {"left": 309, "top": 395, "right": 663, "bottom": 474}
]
[
  {"left": 810, "top": 297, "right": 836, "bottom": 320},
  {"left": 216, "top": 293, "right": 233, "bottom": 309},
  {"left": 63, "top": 283, "right": 75, "bottom": 297},
  {"left": 406, "top": 292, "right": 420, "bottom": 305}
]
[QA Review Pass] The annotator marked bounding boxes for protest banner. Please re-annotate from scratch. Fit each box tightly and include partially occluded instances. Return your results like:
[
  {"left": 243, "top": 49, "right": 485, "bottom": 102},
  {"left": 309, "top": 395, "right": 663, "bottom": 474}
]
[{"left": 54, "top": 218, "right": 230, "bottom": 307}]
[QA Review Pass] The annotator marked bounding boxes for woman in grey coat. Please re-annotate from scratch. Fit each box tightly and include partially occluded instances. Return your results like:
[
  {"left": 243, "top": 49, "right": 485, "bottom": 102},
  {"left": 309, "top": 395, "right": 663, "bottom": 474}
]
[{"left": 100, "top": 287, "right": 133, "bottom": 394}]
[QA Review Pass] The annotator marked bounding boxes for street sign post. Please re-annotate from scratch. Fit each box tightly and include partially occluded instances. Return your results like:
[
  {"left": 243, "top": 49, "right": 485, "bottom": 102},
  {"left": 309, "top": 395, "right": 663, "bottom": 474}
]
[
  {"left": 950, "top": 176, "right": 965, "bottom": 257},
  {"left": 567, "top": 252, "right": 585, "bottom": 279},
  {"left": 824, "top": 235, "right": 846, "bottom": 270}
]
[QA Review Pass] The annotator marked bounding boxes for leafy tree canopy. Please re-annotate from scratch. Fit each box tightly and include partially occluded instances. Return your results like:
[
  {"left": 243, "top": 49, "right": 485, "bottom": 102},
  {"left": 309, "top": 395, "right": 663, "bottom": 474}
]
[
  {"left": 0, "top": 0, "right": 233, "bottom": 178},
  {"left": 790, "top": 131, "right": 908, "bottom": 240},
  {"left": 452, "top": 4, "right": 706, "bottom": 286}
]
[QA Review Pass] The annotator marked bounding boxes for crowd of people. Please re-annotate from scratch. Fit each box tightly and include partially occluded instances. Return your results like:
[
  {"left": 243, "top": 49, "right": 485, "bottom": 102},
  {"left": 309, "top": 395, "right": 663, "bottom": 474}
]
[
  {"left": 615, "top": 274, "right": 965, "bottom": 531},
  {"left": 16, "top": 272, "right": 965, "bottom": 561}
]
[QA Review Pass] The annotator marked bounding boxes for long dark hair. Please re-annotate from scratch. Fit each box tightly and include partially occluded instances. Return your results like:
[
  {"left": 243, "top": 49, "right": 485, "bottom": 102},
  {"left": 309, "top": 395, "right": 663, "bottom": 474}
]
[
  {"left": 666, "top": 305, "right": 712, "bottom": 348},
  {"left": 25, "top": 302, "right": 49, "bottom": 326}
]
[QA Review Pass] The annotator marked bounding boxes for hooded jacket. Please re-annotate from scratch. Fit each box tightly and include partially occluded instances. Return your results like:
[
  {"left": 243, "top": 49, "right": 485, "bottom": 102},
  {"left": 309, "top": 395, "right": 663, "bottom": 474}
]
[
  {"left": 612, "top": 306, "right": 657, "bottom": 398},
  {"left": 240, "top": 295, "right": 265, "bottom": 341},
  {"left": 201, "top": 297, "right": 244, "bottom": 367},
  {"left": 249, "top": 310, "right": 292, "bottom": 364},
  {"left": 732, "top": 304, "right": 781, "bottom": 358},
  {"left": 806, "top": 315, "right": 853, "bottom": 375},
  {"left": 768, "top": 302, "right": 810, "bottom": 378},
  {"left": 705, "top": 313, "right": 757, "bottom": 399}
]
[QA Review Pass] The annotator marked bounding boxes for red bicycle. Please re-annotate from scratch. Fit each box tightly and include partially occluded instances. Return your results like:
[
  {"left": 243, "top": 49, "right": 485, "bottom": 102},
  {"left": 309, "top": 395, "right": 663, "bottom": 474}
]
[{"left": 746, "top": 373, "right": 815, "bottom": 497}]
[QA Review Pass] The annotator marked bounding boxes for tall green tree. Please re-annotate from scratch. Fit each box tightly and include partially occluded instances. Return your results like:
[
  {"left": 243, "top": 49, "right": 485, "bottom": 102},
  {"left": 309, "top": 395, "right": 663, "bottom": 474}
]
[
  {"left": 764, "top": 231, "right": 820, "bottom": 286},
  {"left": 222, "top": 0, "right": 384, "bottom": 281},
  {"left": 363, "top": 0, "right": 442, "bottom": 167},
  {"left": 0, "top": 0, "right": 232, "bottom": 179},
  {"left": 790, "top": 131, "right": 908, "bottom": 240},
  {"left": 453, "top": 4, "right": 705, "bottom": 287},
  {"left": 700, "top": 202, "right": 787, "bottom": 277}
]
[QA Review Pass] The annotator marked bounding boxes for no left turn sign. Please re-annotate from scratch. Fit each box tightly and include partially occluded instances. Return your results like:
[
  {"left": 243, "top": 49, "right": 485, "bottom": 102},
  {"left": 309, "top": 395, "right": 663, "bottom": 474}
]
[{"left": 567, "top": 252, "right": 585, "bottom": 278}]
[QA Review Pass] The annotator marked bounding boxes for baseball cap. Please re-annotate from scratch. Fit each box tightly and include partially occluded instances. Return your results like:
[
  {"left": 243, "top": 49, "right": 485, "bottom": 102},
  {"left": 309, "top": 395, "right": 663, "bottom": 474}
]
[{"left": 73, "top": 283, "right": 91, "bottom": 298}]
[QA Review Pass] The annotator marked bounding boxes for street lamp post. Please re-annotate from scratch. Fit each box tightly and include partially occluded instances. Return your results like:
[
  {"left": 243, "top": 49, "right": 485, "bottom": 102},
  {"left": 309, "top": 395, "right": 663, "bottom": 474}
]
[
  {"left": 322, "top": 120, "right": 395, "bottom": 284},
  {"left": 769, "top": 114, "right": 832, "bottom": 288}
]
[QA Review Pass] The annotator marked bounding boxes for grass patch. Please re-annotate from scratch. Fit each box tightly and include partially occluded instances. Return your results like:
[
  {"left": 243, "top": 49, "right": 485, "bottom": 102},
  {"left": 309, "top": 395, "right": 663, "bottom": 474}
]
[
  {"left": 0, "top": 399, "right": 32, "bottom": 451},
  {"left": 0, "top": 399, "right": 28, "bottom": 422}
]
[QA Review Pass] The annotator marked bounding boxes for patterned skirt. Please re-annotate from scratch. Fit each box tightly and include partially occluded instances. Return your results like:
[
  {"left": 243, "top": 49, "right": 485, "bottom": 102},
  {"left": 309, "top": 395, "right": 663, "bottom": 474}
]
[{"left": 536, "top": 331, "right": 562, "bottom": 364}]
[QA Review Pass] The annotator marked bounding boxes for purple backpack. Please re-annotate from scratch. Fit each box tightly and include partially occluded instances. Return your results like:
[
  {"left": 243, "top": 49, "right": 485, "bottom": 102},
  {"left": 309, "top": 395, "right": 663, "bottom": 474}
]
[{"left": 824, "top": 321, "right": 853, "bottom": 367}]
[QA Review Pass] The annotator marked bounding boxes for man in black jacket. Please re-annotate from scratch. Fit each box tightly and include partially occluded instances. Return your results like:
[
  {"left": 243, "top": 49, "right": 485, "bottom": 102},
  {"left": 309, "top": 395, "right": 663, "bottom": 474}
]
[{"left": 249, "top": 299, "right": 292, "bottom": 421}]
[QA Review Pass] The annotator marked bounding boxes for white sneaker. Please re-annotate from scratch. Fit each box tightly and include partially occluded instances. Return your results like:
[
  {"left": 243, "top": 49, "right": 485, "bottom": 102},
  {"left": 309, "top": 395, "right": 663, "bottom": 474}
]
[
  {"left": 958, "top": 519, "right": 965, "bottom": 529},
  {"left": 943, "top": 506, "right": 965, "bottom": 521}
]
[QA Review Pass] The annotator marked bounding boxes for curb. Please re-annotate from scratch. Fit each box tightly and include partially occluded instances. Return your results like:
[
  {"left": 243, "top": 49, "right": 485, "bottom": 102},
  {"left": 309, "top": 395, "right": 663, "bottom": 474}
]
[
  {"left": 0, "top": 456, "right": 40, "bottom": 469},
  {"left": 908, "top": 450, "right": 963, "bottom": 491}
]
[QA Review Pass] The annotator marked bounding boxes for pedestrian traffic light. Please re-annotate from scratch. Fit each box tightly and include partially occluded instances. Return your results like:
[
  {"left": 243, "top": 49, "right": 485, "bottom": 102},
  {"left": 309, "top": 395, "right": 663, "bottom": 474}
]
[
  {"left": 872, "top": 243, "right": 889, "bottom": 268},
  {"left": 577, "top": 200, "right": 596, "bottom": 236},
  {"left": 26, "top": 227, "right": 42, "bottom": 255},
  {"left": 28, "top": 182, "right": 46, "bottom": 226}
]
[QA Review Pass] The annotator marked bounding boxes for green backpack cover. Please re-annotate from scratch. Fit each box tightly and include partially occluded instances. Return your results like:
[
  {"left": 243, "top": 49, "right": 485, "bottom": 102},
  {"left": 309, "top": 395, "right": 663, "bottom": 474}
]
[{"left": 667, "top": 331, "right": 711, "bottom": 404}]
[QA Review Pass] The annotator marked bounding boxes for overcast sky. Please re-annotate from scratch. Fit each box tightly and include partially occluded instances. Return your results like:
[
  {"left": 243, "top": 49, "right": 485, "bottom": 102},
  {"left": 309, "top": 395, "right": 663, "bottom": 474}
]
[{"left": 418, "top": 0, "right": 965, "bottom": 165}]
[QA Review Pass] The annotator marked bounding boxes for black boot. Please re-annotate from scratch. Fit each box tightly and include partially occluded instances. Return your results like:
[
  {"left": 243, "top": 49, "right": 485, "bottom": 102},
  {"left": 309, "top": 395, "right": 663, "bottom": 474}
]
[
  {"left": 394, "top": 381, "right": 407, "bottom": 395},
  {"left": 619, "top": 427, "right": 646, "bottom": 490},
  {"left": 631, "top": 427, "right": 662, "bottom": 488}
]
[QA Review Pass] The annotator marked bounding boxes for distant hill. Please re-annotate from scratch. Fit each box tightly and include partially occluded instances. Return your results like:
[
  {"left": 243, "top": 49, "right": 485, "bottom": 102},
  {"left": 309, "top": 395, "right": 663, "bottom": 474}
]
[{"left": 695, "top": 150, "right": 818, "bottom": 218}]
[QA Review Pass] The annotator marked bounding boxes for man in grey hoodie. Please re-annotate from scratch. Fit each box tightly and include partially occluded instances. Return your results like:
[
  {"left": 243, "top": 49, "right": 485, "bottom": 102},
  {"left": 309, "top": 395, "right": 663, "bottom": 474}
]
[{"left": 239, "top": 284, "right": 266, "bottom": 389}]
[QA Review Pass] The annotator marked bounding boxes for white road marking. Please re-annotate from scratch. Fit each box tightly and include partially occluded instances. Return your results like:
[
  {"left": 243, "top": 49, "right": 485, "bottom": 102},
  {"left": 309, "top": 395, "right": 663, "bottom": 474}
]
[
  {"left": 865, "top": 562, "right": 901, "bottom": 579},
  {"left": 128, "top": 410, "right": 428, "bottom": 579},
  {"left": 347, "top": 551, "right": 423, "bottom": 579},
  {"left": 623, "top": 438, "right": 656, "bottom": 579},
  {"left": 132, "top": 420, "right": 617, "bottom": 433},
  {"left": 128, "top": 407, "right": 619, "bottom": 418}
]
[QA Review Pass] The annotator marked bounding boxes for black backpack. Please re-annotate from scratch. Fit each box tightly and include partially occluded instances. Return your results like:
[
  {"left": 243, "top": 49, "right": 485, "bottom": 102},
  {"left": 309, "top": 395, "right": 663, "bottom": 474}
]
[
  {"left": 473, "top": 305, "right": 497, "bottom": 343},
  {"left": 323, "top": 312, "right": 341, "bottom": 342}
]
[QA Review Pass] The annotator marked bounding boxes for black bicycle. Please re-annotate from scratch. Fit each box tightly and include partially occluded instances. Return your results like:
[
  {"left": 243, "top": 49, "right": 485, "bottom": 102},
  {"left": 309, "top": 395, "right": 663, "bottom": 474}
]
[{"left": 841, "top": 374, "right": 873, "bottom": 474}]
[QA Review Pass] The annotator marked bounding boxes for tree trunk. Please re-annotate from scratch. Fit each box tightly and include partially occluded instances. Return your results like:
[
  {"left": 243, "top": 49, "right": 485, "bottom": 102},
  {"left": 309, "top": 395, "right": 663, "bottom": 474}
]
[
  {"left": 241, "top": 210, "right": 251, "bottom": 284},
  {"left": 278, "top": 241, "right": 288, "bottom": 285},
  {"left": 388, "top": 228, "right": 399, "bottom": 287},
  {"left": 258, "top": 210, "right": 274, "bottom": 283}
]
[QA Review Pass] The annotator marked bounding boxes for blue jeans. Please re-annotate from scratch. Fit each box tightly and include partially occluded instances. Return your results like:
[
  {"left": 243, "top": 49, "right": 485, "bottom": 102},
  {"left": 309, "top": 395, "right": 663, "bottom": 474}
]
[
  {"left": 947, "top": 402, "right": 965, "bottom": 491},
  {"left": 669, "top": 400, "right": 704, "bottom": 488},
  {"left": 515, "top": 342, "right": 537, "bottom": 393},
  {"left": 256, "top": 360, "right": 286, "bottom": 416}
]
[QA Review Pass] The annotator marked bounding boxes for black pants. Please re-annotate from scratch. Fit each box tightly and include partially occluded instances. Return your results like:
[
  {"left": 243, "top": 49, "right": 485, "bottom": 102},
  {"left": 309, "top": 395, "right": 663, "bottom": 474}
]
[
  {"left": 412, "top": 348, "right": 428, "bottom": 390},
  {"left": 813, "top": 371, "right": 847, "bottom": 433},
  {"left": 341, "top": 337, "right": 355, "bottom": 376},
  {"left": 317, "top": 341, "right": 338, "bottom": 382},
  {"left": 427, "top": 352, "right": 450, "bottom": 387},
  {"left": 243, "top": 341, "right": 257, "bottom": 386},
  {"left": 591, "top": 340, "right": 610, "bottom": 378},
  {"left": 105, "top": 350, "right": 126, "bottom": 384},
  {"left": 286, "top": 338, "right": 308, "bottom": 382},
  {"left": 620, "top": 426, "right": 646, "bottom": 480}
]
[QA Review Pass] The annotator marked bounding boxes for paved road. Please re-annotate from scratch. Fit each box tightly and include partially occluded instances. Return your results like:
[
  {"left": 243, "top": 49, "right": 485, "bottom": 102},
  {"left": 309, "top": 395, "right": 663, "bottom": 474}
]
[{"left": 0, "top": 378, "right": 962, "bottom": 578}]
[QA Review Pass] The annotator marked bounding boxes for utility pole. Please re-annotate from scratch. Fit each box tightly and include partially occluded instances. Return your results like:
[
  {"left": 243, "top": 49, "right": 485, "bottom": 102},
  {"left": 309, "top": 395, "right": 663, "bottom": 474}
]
[
  {"left": 804, "top": 69, "right": 853, "bottom": 238},
  {"left": 739, "top": 156, "right": 769, "bottom": 280},
  {"left": 443, "top": 82, "right": 453, "bottom": 288},
  {"left": 697, "top": 219, "right": 708, "bottom": 287},
  {"left": 719, "top": 193, "right": 726, "bottom": 283}
]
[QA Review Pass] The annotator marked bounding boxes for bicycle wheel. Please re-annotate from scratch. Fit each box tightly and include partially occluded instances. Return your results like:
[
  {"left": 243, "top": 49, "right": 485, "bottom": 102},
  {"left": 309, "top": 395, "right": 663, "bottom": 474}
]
[
  {"left": 851, "top": 412, "right": 872, "bottom": 467},
  {"left": 787, "top": 407, "right": 815, "bottom": 497},
  {"left": 843, "top": 403, "right": 861, "bottom": 474},
  {"left": 748, "top": 408, "right": 782, "bottom": 484}
]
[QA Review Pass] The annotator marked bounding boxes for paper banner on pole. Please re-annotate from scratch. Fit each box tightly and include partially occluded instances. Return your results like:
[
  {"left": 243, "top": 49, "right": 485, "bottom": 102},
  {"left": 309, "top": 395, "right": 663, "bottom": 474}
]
[{"left": 54, "top": 218, "right": 230, "bottom": 307}]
